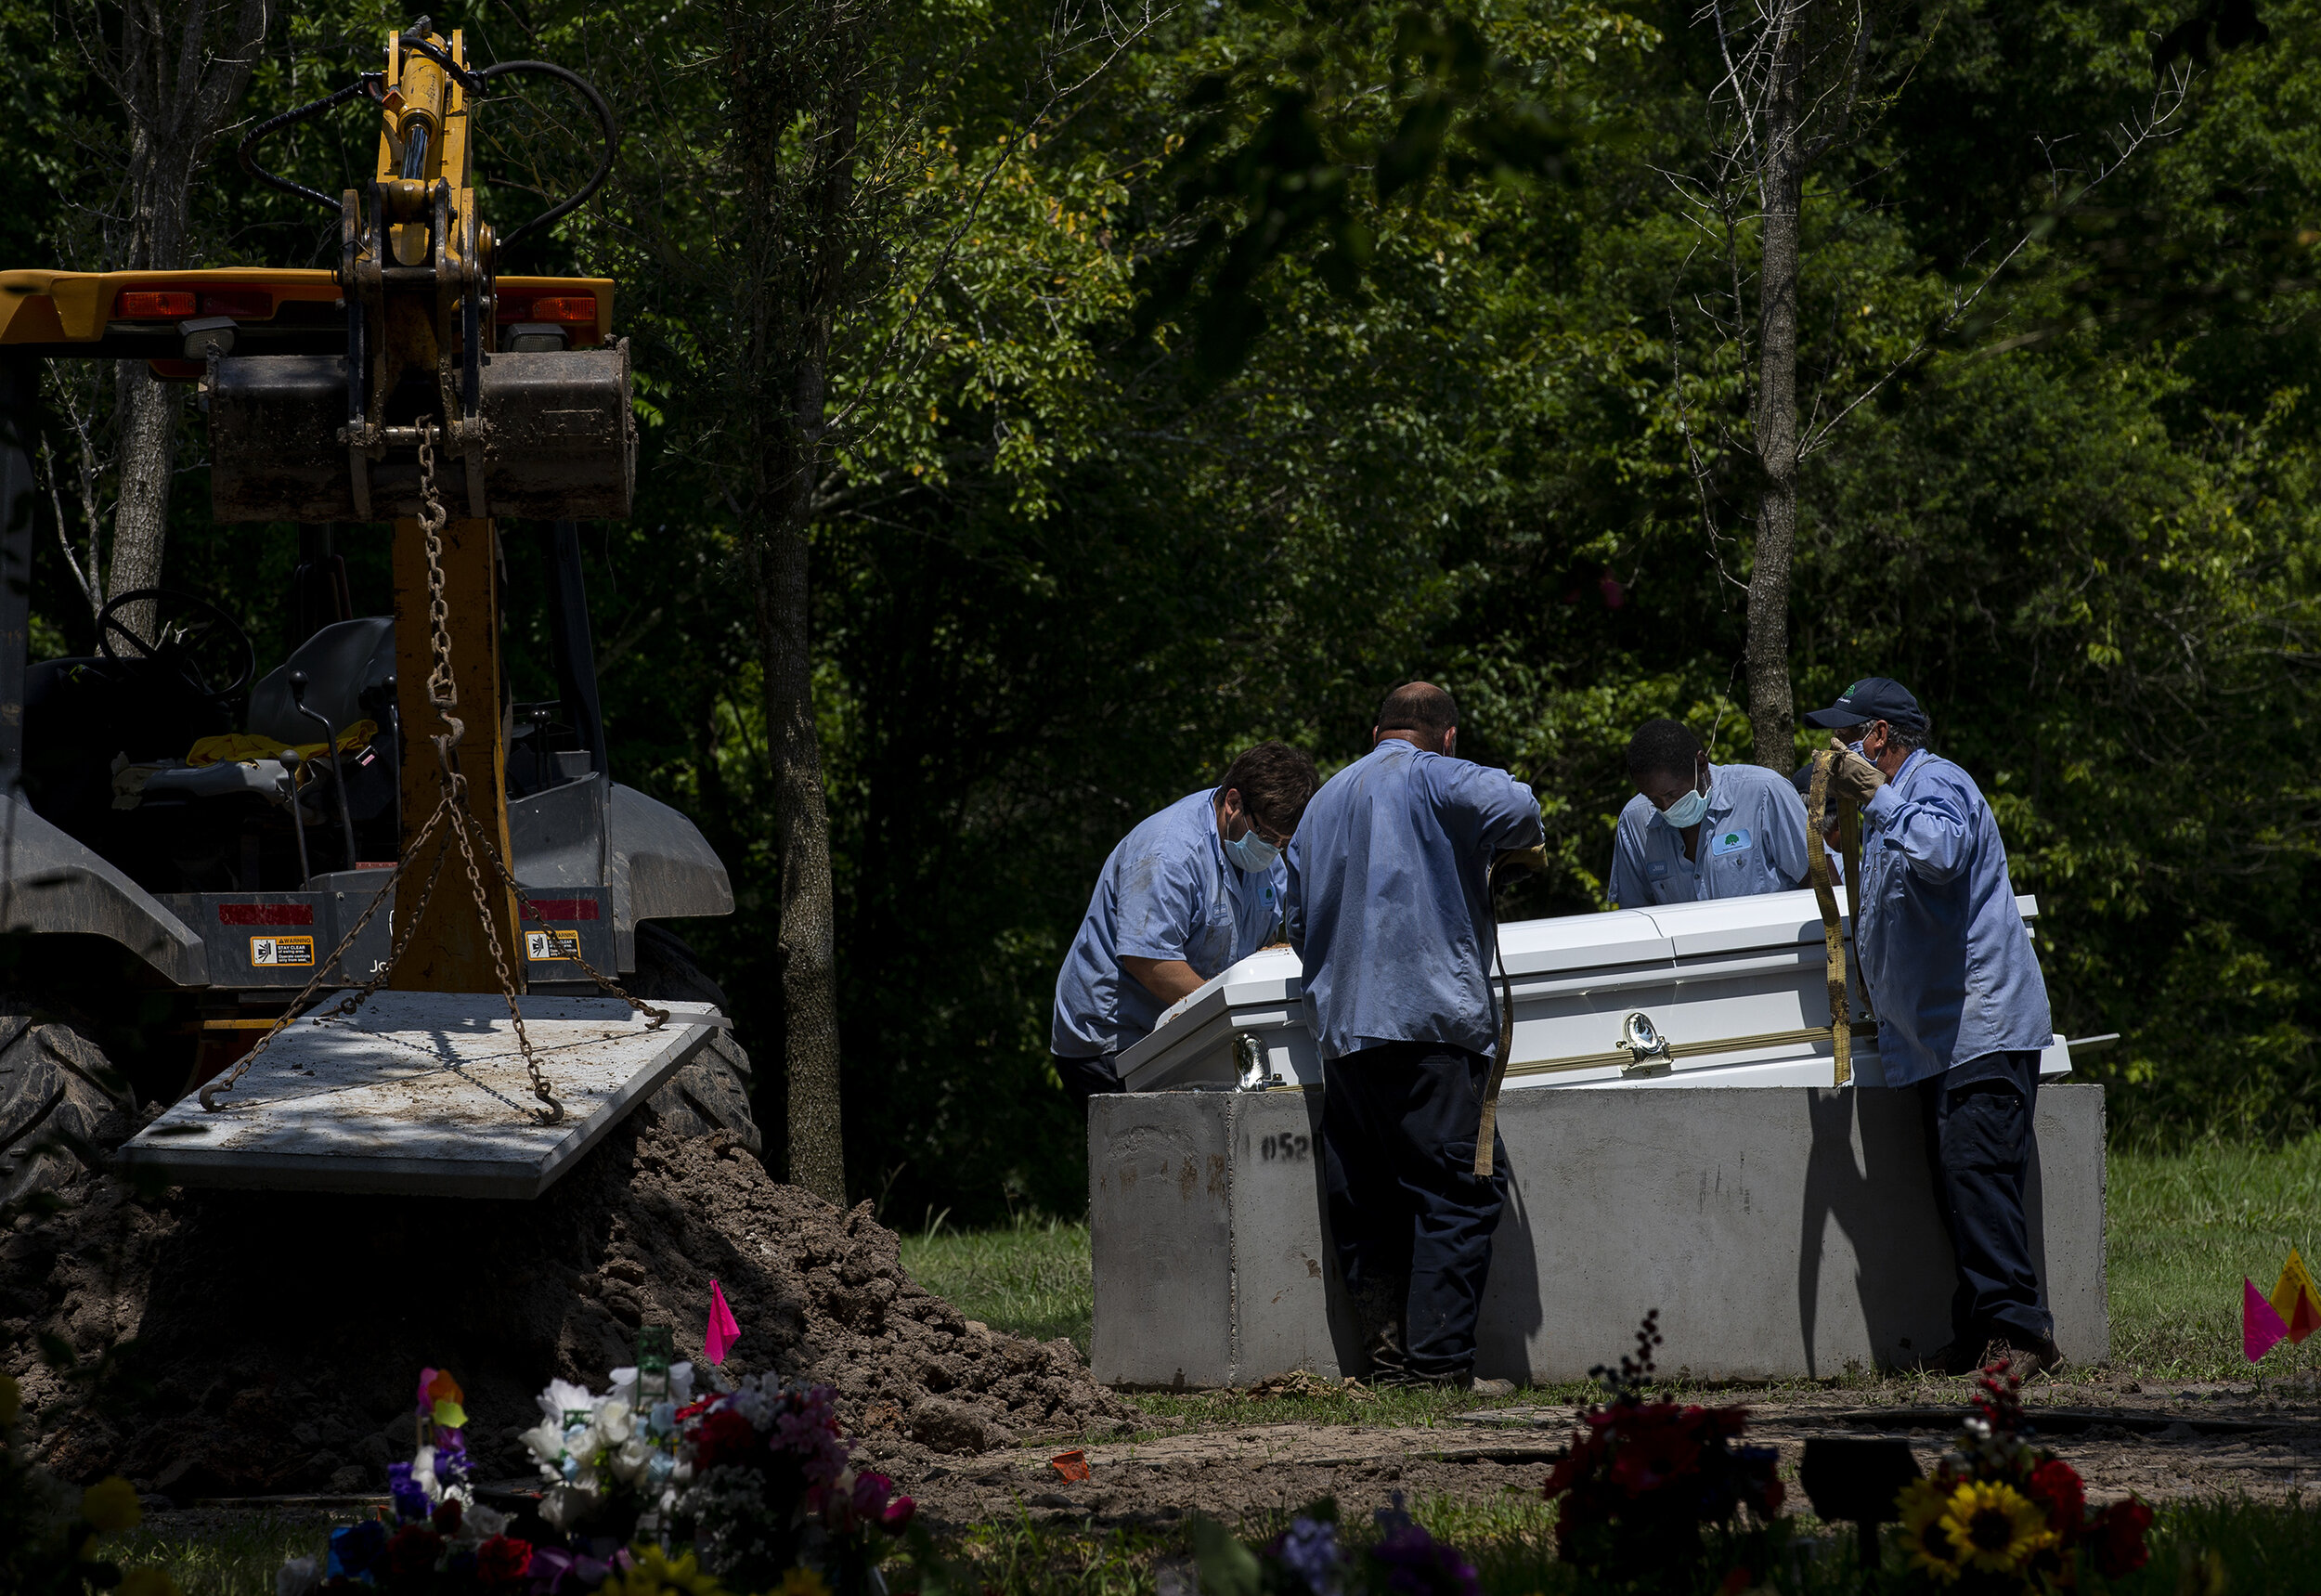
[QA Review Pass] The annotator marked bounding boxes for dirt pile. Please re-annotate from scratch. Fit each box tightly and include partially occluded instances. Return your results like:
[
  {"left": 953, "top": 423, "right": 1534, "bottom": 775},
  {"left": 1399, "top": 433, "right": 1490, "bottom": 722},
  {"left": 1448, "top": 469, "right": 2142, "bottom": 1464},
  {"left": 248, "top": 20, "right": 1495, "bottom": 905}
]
[{"left": 1, "top": 1104, "right": 1132, "bottom": 1498}]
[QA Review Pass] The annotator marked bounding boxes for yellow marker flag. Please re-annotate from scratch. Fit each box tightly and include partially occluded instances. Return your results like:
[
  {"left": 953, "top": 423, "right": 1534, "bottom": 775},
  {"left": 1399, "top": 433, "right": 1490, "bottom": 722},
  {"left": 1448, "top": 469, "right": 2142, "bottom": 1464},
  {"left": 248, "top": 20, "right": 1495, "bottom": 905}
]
[{"left": 2270, "top": 1248, "right": 2321, "bottom": 1344}]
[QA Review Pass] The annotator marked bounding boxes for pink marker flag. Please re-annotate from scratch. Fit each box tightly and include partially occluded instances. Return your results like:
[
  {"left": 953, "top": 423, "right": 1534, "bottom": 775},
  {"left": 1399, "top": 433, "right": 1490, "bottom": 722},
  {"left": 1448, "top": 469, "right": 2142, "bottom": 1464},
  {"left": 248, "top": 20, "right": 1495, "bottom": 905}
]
[
  {"left": 705, "top": 1278, "right": 742, "bottom": 1366},
  {"left": 2245, "top": 1276, "right": 2289, "bottom": 1362}
]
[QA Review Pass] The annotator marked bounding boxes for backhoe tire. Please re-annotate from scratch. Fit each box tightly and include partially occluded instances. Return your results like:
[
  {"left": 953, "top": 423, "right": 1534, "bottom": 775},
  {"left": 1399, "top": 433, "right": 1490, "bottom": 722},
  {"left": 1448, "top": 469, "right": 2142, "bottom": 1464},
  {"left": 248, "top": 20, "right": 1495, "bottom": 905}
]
[
  {"left": 630, "top": 923, "right": 762, "bottom": 1159},
  {"left": 0, "top": 998, "right": 139, "bottom": 1206}
]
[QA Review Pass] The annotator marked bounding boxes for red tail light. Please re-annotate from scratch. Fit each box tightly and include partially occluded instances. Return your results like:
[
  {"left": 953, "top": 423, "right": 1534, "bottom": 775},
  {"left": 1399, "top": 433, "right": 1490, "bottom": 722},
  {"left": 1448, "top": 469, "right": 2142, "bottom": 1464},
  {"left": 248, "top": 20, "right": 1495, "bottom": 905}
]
[
  {"left": 117, "top": 291, "right": 197, "bottom": 318},
  {"left": 200, "top": 289, "right": 274, "bottom": 318},
  {"left": 499, "top": 295, "right": 597, "bottom": 324}
]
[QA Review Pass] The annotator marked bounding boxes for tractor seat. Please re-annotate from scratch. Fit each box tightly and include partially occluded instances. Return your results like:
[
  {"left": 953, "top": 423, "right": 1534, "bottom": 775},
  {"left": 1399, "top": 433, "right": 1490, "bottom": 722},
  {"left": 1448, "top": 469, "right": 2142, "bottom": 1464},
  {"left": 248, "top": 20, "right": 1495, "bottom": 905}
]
[{"left": 247, "top": 616, "right": 396, "bottom": 748}]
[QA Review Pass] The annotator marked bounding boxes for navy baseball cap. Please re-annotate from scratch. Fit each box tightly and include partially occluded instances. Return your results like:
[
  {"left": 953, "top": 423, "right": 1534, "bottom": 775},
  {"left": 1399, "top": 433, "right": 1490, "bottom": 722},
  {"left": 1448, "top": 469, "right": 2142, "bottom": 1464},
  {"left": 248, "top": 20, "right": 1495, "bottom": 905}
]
[{"left": 1803, "top": 676, "right": 1927, "bottom": 731}]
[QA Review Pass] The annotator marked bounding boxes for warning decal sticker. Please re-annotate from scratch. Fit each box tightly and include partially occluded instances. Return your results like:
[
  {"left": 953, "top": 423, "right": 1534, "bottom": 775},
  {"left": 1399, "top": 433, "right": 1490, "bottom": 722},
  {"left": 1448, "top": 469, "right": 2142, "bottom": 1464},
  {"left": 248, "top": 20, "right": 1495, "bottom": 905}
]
[
  {"left": 250, "top": 935, "right": 316, "bottom": 967},
  {"left": 525, "top": 929, "right": 581, "bottom": 962}
]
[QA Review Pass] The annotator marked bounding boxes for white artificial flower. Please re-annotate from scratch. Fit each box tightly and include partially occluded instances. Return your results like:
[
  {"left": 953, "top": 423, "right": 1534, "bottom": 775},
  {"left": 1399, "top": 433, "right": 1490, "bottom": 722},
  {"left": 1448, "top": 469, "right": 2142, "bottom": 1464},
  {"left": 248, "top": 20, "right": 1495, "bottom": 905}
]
[
  {"left": 613, "top": 1437, "right": 650, "bottom": 1482},
  {"left": 277, "top": 1557, "right": 320, "bottom": 1596},
  {"left": 590, "top": 1398, "right": 634, "bottom": 1447},
  {"left": 539, "top": 1379, "right": 596, "bottom": 1425},
  {"left": 520, "top": 1421, "right": 566, "bottom": 1465},
  {"left": 669, "top": 1363, "right": 695, "bottom": 1404},
  {"left": 539, "top": 1483, "right": 597, "bottom": 1530},
  {"left": 607, "top": 1366, "right": 640, "bottom": 1407}
]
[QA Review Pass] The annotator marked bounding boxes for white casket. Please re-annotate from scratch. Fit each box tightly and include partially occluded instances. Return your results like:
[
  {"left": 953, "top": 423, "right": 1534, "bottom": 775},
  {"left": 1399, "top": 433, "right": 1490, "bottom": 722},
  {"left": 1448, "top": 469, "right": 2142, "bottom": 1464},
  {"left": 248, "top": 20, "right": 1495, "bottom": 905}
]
[{"left": 1115, "top": 888, "right": 2072, "bottom": 1092}]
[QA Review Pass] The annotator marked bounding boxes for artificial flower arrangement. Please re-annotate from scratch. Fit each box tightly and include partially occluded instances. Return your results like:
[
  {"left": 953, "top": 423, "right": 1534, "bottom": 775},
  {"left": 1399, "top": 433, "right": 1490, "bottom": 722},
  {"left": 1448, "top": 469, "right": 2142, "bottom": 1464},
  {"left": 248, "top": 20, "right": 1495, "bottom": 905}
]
[
  {"left": 1539, "top": 1312, "right": 1787, "bottom": 1589},
  {"left": 1892, "top": 1359, "right": 2152, "bottom": 1593},
  {"left": 280, "top": 1351, "right": 914, "bottom": 1596},
  {"left": 279, "top": 1368, "right": 546, "bottom": 1596},
  {"left": 1193, "top": 1493, "right": 1481, "bottom": 1596}
]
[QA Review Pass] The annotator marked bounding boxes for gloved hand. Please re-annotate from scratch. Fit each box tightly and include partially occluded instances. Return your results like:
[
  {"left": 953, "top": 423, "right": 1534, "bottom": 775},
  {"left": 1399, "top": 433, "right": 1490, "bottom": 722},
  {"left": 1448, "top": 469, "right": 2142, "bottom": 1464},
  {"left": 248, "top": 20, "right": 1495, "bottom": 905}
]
[
  {"left": 1826, "top": 736, "right": 1887, "bottom": 804},
  {"left": 1496, "top": 844, "right": 1550, "bottom": 875}
]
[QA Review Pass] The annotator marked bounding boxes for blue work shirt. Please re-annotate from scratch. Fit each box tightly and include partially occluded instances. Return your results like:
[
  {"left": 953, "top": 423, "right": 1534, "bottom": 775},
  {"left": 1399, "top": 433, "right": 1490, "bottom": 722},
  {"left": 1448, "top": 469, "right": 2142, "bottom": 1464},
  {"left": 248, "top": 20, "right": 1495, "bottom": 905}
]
[
  {"left": 1608, "top": 761, "right": 1817, "bottom": 909},
  {"left": 1284, "top": 738, "right": 1544, "bottom": 1062},
  {"left": 1051, "top": 787, "right": 1287, "bottom": 1058},
  {"left": 1855, "top": 749, "right": 2053, "bottom": 1085}
]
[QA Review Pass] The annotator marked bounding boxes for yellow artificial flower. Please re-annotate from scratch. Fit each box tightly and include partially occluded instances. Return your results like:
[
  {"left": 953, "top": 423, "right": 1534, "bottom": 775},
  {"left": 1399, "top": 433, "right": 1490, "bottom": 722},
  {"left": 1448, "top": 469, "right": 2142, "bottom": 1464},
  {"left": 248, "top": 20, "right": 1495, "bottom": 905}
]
[
  {"left": 1898, "top": 1478, "right": 1964, "bottom": 1583},
  {"left": 775, "top": 1569, "right": 831, "bottom": 1596},
  {"left": 1939, "top": 1480, "right": 2054, "bottom": 1577},
  {"left": 0, "top": 1372, "right": 19, "bottom": 1428},
  {"left": 81, "top": 1476, "right": 143, "bottom": 1534},
  {"left": 600, "top": 1545, "right": 729, "bottom": 1596},
  {"left": 117, "top": 1571, "right": 179, "bottom": 1596}
]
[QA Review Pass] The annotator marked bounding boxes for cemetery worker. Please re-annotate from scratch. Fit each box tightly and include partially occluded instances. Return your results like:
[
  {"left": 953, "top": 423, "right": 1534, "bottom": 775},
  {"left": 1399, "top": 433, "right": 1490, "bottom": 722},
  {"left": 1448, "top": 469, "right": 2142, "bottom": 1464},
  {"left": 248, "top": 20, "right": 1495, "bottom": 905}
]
[
  {"left": 1807, "top": 676, "right": 2062, "bottom": 1379},
  {"left": 1608, "top": 718, "right": 1816, "bottom": 908},
  {"left": 1285, "top": 681, "right": 1543, "bottom": 1390},
  {"left": 1050, "top": 740, "right": 1320, "bottom": 1112}
]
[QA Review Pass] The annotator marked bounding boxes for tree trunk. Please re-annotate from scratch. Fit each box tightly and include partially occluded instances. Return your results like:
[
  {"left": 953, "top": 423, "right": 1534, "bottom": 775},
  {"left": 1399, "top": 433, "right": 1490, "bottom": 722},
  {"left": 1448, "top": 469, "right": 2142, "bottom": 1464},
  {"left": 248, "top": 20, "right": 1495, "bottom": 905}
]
[
  {"left": 1747, "top": 7, "right": 1804, "bottom": 772},
  {"left": 728, "top": 0, "right": 864, "bottom": 1208},
  {"left": 84, "top": 0, "right": 271, "bottom": 638},
  {"left": 757, "top": 383, "right": 846, "bottom": 1206},
  {"left": 105, "top": 366, "right": 178, "bottom": 642}
]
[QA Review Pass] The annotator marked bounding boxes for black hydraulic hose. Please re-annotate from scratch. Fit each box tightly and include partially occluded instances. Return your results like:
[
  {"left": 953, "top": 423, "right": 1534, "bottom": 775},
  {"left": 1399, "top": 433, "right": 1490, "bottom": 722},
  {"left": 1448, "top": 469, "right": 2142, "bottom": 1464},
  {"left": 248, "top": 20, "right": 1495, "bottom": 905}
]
[
  {"left": 240, "top": 74, "right": 386, "bottom": 213},
  {"left": 233, "top": 53, "right": 616, "bottom": 250},
  {"left": 473, "top": 59, "right": 617, "bottom": 250}
]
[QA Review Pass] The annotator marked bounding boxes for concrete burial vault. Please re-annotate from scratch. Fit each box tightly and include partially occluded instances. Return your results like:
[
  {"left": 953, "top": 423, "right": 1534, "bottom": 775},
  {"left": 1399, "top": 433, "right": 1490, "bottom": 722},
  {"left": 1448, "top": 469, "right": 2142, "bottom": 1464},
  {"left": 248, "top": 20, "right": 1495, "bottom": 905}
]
[
  {"left": 1089, "top": 1084, "right": 2107, "bottom": 1387},
  {"left": 118, "top": 993, "right": 727, "bottom": 1199}
]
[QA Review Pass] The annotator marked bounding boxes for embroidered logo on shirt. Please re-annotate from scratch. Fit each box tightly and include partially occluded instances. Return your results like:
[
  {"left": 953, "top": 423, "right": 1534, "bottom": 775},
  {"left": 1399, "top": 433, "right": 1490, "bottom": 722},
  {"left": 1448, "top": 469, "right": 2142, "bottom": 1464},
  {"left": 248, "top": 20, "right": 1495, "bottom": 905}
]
[
  {"left": 1646, "top": 861, "right": 1669, "bottom": 880},
  {"left": 1710, "top": 827, "right": 1753, "bottom": 856}
]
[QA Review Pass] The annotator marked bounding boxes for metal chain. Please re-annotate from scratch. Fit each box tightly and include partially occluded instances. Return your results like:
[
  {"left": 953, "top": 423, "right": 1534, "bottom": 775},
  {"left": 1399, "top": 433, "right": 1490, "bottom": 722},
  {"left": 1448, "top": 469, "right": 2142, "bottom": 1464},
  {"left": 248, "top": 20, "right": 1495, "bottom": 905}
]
[
  {"left": 199, "top": 791, "right": 452, "bottom": 1110},
  {"left": 417, "top": 429, "right": 460, "bottom": 733},
  {"left": 203, "top": 428, "right": 574, "bottom": 1124}
]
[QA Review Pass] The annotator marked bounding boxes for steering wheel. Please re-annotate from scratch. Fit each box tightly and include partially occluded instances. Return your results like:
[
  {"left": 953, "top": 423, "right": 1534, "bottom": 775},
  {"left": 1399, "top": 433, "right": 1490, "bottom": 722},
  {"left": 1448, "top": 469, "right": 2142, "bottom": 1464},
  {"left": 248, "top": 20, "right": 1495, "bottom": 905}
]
[{"left": 97, "top": 588, "right": 257, "bottom": 701}]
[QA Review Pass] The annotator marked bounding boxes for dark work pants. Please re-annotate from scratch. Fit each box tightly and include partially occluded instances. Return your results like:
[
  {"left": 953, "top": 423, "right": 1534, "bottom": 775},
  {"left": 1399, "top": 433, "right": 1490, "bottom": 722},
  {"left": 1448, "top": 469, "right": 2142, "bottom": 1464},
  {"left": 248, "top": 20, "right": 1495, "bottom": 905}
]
[
  {"left": 1918, "top": 1049, "right": 2053, "bottom": 1351},
  {"left": 1054, "top": 1053, "right": 1123, "bottom": 1115},
  {"left": 1321, "top": 1042, "right": 1511, "bottom": 1379}
]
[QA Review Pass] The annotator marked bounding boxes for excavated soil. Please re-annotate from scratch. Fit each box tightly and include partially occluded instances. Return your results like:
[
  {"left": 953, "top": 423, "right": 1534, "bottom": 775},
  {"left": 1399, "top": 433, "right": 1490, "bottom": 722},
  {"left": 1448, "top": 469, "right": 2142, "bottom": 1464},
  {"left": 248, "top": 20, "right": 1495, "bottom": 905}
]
[{"left": 0, "top": 1105, "right": 1132, "bottom": 1498}]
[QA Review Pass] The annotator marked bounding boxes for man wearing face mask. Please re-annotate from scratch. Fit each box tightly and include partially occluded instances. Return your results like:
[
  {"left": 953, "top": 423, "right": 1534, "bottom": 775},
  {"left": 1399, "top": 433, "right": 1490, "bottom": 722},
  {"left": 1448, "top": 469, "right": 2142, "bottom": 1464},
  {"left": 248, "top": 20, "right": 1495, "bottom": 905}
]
[
  {"left": 1286, "top": 681, "right": 1543, "bottom": 1392},
  {"left": 1051, "top": 740, "right": 1320, "bottom": 1111},
  {"left": 1608, "top": 719, "right": 1816, "bottom": 909},
  {"left": 1806, "top": 676, "right": 2061, "bottom": 1380}
]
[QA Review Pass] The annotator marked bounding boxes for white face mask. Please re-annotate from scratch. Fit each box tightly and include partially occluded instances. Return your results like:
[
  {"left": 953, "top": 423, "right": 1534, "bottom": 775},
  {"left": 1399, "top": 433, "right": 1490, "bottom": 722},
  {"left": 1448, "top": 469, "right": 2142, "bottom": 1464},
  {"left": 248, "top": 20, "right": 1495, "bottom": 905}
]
[
  {"left": 1224, "top": 829, "right": 1280, "bottom": 872},
  {"left": 1660, "top": 780, "right": 1709, "bottom": 829}
]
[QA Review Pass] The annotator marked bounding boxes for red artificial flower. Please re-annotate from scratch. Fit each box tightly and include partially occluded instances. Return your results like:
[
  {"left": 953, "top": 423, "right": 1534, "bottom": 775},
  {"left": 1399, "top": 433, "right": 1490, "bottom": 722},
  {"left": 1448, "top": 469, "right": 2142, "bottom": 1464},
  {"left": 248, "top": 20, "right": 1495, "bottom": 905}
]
[
  {"left": 691, "top": 1408, "right": 764, "bottom": 1471},
  {"left": 2027, "top": 1459, "right": 2086, "bottom": 1538},
  {"left": 475, "top": 1535, "right": 534, "bottom": 1587},
  {"left": 376, "top": 1525, "right": 445, "bottom": 1580},
  {"left": 431, "top": 1499, "right": 463, "bottom": 1538},
  {"left": 882, "top": 1494, "right": 916, "bottom": 1532},
  {"left": 2091, "top": 1499, "right": 2154, "bottom": 1577},
  {"left": 1604, "top": 1403, "right": 1704, "bottom": 1497}
]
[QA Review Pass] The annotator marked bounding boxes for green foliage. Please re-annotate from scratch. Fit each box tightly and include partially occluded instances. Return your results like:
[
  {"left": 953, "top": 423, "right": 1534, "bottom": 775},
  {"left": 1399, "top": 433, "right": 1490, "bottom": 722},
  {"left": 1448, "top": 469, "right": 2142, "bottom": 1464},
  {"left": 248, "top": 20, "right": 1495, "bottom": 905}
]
[{"left": 8, "top": 0, "right": 2321, "bottom": 1211}]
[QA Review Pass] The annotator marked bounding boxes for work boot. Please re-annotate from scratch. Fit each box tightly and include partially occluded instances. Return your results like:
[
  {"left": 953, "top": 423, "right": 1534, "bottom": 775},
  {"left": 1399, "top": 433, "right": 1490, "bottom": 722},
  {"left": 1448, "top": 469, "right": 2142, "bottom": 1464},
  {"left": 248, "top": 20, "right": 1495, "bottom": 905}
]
[
  {"left": 1981, "top": 1335, "right": 2064, "bottom": 1382},
  {"left": 1348, "top": 1275, "right": 1413, "bottom": 1385}
]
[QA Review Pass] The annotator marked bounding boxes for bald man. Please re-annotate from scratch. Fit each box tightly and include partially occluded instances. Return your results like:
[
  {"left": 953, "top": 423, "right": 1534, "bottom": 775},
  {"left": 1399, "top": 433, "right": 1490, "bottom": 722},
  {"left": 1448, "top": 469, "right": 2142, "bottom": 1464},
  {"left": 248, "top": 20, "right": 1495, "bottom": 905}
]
[{"left": 1285, "top": 681, "right": 1542, "bottom": 1391}]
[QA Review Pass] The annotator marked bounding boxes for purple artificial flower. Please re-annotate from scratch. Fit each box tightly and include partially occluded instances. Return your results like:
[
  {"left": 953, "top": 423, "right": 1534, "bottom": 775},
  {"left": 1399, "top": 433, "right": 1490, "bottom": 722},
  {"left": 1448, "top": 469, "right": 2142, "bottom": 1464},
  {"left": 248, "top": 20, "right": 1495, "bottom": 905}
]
[
  {"left": 774, "top": 1386, "right": 851, "bottom": 1487},
  {"left": 1276, "top": 1516, "right": 1342, "bottom": 1596},
  {"left": 1368, "top": 1499, "right": 1479, "bottom": 1596},
  {"left": 386, "top": 1460, "right": 431, "bottom": 1524},
  {"left": 435, "top": 1434, "right": 472, "bottom": 1485}
]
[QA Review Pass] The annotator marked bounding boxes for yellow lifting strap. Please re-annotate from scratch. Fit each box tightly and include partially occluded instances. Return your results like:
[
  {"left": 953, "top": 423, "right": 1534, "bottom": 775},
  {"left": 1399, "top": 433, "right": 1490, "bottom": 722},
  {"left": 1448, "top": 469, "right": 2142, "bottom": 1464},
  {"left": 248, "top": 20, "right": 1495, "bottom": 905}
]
[{"left": 1806, "top": 748, "right": 1859, "bottom": 1086}]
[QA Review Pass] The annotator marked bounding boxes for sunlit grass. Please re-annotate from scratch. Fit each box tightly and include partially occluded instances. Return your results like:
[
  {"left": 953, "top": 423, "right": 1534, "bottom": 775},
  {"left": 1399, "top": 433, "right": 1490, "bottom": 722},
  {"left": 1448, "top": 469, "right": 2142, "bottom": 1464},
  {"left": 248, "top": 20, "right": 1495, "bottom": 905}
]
[
  {"left": 900, "top": 1213, "right": 1096, "bottom": 1355},
  {"left": 2108, "top": 1135, "right": 2321, "bottom": 1382}
]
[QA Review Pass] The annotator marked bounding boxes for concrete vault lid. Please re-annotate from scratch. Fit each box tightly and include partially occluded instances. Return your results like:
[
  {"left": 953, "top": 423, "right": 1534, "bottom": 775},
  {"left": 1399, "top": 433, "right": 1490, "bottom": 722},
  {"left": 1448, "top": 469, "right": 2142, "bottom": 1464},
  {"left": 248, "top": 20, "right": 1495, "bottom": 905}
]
[{"left": 117, "top": 993, "right": 729, "bottom": 1199}]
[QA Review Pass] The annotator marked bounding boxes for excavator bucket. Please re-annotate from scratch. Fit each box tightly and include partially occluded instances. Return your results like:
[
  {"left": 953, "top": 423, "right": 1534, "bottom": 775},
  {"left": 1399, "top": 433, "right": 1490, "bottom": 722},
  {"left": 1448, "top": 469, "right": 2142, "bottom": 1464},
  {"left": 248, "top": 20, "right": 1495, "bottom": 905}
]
[{"left": 208, "top": 342, "right": 635, "bottom": 524}]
